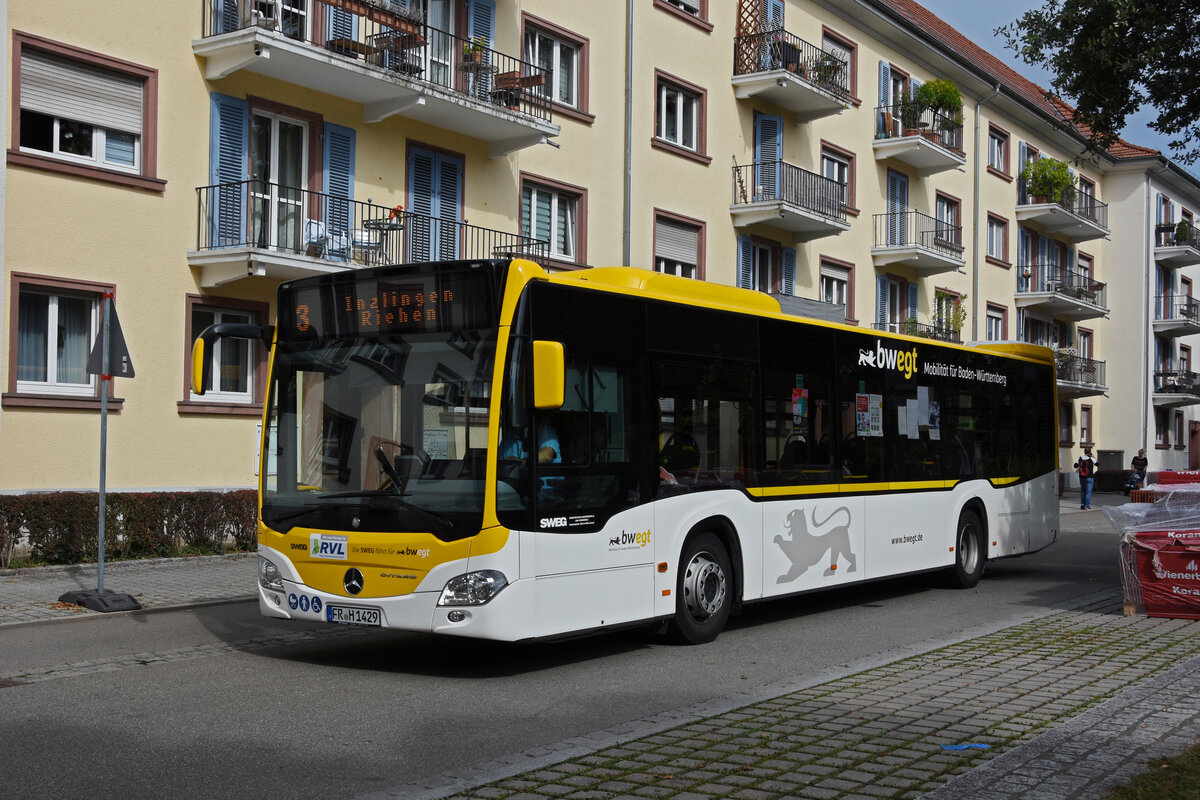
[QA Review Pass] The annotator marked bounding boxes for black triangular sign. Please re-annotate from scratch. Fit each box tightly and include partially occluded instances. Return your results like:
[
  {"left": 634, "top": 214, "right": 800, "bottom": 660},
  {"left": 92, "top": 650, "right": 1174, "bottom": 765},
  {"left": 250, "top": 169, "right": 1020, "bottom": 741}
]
[{"left": 86, "top": 303, "right": 135, "bottom": 378}]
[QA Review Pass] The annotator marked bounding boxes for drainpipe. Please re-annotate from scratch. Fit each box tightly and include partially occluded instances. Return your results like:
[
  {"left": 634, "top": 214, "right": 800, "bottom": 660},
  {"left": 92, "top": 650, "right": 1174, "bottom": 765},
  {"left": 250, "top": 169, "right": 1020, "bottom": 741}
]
[
  {"left": 622, "top": 0, "right": 633, "bottom": 266},
  {"left": 0, "top": 0, "right": 8, "bottom": 452},
  {"left": 971, "top": 84, "right": 1001, "bottom": 341}
]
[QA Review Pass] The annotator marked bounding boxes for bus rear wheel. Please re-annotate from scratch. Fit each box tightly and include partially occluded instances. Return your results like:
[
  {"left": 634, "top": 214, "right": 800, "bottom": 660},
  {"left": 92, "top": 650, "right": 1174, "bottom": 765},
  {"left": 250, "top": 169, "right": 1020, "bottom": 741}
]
[
  {"left": 670, "top": 532, "right": 732, "bottom": 644},
  {"left": 949, "top": 510, "right": 985, "bottom": 589}
]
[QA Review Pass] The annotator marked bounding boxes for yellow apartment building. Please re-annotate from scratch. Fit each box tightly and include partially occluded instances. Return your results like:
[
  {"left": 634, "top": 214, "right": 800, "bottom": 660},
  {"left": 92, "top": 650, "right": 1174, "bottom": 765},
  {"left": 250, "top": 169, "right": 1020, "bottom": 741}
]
[{"left": 3, "top": 0, "right": 1200, "bottom": 497}]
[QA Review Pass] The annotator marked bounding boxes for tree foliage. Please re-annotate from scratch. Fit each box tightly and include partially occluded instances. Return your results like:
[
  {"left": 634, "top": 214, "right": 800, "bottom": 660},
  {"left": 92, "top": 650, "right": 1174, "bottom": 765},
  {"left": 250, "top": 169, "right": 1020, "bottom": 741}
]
[{"left": 997, "top": 0, "right": 1200, "bottom": 164}]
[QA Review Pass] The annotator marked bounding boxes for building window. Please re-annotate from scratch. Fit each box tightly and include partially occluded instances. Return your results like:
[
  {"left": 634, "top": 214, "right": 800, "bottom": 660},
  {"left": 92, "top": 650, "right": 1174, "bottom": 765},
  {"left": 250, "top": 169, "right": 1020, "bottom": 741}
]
[
  {"left": 658, "top": 0, "right": 701, "bottom": 17},
  {"left": 1078, "top": 177, "right": 1097, "bottom": 219},
  {"left": 988, "top": 126, "right": 1009, "bottom": 175},
  {"left": 1077, "top": 252, "right": 1094, "bottom": 286},
  {"left": 11, "top": 31, "right": 162, "bottom": 191},
  {"left": 986, "top": 305, "right": 1006, "bottom": 340},
  {"left": 653, "top": 71, "right": 707, "bottom": 162},
  {"left": 6, "top": 273, "right": 120, "bottom": 408},
  {"left": 1059, "top": 401, "right": 1073, "bottom": 445},
  {"left": 522, "top": 178, "right": 584, "bottom": 264},
  {"left": 820, "top": 144, "right": 853, "bottom": 209},
  {"left": 655, "top": 212, "right": 703, "bottom": 279},
  {"left": 183, "top": 296, "right": 268, "bottom": 411},
  {"left": 1176, "top": 411, "right": 1186, "bottom": 449},
  {"left": 935, "top": 194, "right": 960, "bottom": 246},
  {"left": 523, "top": 17, "right": 587, "bottom": 114},
  {"left": 1182, "top": 345, "right": 1192, "bottom": 375},
  {"left": 1080, "top": 405, "right": 1092, "bottom": 445},
  {"left": 933, "top": 289, "right": 962, "bottom": 336},
  {"left": 1156, "top": 408, "right": 1169, "bottom": 447},
  {"left": 987, "top": 215, "right": 1008, "bottom": 263}
]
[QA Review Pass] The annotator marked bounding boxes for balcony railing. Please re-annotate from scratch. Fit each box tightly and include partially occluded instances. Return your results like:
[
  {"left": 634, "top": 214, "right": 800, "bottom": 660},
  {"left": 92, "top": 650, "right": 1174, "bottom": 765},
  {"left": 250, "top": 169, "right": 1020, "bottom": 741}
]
[
  {"left": 1155, "top": 369, "right": 1200, "bottom": 394},
  {"left": 1017, "top": 178, "right": 1109, "bottom": 229},
  {"left": 1017, "top": 264, "right": 1107, "bottom": 307},
  {"left": 195, "top": 180, "right": 548, "bottom": 265},
  {"left": 1155, "top": 294, "right": 1200, "bottom": 322},
  {"left": 873, "top": 210, "right": 963, "bottom": 257},
  {"left": 1155, "top": 222, "right": 1200, "bottom": 249},
  {"left": 732, "top": 30, "right": 851, "bottom": 101},
  {"left": 874, "top": 104, "right": 964, "bottom": 155},
  {"left": 732, "top": 161, "right": 847, "bottom": 221},
  {"left": 1056, "top": 353, "right": 1106, "bottom": 386},
  {"left": 873, "top": 321, "right": 961, "bottom": 343},
  {"left": 201, "top": 0, "right": 551, "bottom": 123}
]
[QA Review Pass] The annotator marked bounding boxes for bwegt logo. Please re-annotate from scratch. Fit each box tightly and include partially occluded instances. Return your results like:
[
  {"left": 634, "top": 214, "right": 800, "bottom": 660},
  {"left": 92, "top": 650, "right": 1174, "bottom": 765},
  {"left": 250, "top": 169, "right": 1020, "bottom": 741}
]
[{"left": 858, "top": 340, "right": 919, "bottom": 379}]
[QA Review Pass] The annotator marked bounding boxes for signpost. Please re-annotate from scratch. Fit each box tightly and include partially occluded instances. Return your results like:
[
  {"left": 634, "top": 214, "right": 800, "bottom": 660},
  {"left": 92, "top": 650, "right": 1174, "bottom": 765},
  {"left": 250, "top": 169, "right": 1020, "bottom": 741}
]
[{"left": 59, "top": 293, "right": 141, "bottom": 613}]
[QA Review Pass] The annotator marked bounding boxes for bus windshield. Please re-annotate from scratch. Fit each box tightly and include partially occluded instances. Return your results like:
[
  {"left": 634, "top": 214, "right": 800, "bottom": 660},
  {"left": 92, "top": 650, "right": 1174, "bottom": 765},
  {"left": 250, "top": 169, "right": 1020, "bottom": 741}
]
[{"left": 261, "top": 264, "right": 502, "bottom": 540}]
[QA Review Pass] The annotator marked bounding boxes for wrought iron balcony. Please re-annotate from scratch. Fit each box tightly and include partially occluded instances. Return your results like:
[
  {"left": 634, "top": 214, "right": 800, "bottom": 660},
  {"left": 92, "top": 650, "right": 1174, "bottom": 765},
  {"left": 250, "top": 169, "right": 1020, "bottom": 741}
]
[
  {"left": 731, "top": 30, "right": 851, "bottom": 119},
  {"left": 1016, "top": 178, "right": 1109, "bottom": 241},
  {"left": 1153, "top": 222, "right": 1200, "bottom": 268},
  {"left": 730, "top": 160, "right": 849, "bottom": 239},
  {"left": 195, "top": 0, "right": 556, "bottom": 155},
  {"left": 872, "top": 104, "right": 965, "bottom": 173},
  {"left": 1154, "top": 369, "right": 1200, "bottom": 407},
  {"left": 1153, "top": 294, "right": 1200, "bottom": 337},
  {"left": 188, "top": 180, "right": 547, "bottom": 287},
  {"left": 873, "top": 321, "right": 961, "bottom": 343},
  {"left": 1055, "top": 352, "right": 1106, "bottom": 398},
  {"left": 871, "top": 210, "right": 965, "bottom": 273},
  {"left": 1014, "top": 264, "right": 1107, "bottom": 319}
]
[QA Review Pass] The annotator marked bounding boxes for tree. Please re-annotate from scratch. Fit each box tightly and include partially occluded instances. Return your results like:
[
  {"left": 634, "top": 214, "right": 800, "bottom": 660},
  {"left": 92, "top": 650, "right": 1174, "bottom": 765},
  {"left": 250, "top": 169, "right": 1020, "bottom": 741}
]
[{"left": 997, "top": 0, "right": 1200, "bottom": 164}]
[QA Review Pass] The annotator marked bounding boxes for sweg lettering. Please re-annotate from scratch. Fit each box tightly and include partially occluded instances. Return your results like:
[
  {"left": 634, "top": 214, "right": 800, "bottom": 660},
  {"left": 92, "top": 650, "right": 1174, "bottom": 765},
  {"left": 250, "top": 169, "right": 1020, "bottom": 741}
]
[
  {"left": 540, "top": 516, "right": 569, "bottom": 529},
  {"left": 858, "top": 340, "right": 918, "bottom": 380}
]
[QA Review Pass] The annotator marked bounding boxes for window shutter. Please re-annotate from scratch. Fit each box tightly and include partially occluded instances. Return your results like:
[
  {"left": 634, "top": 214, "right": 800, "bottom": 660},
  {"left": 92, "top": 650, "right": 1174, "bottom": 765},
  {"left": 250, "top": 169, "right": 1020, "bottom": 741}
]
[
  {"left": 218, "top": 0, "right": 239, "bottom": 33},
  {"left": 877, "top": 274, "right": 888, "bottom": 326},
  {"left": 878, "top": 61, "right": 890, "bottom": 106},
  {"left": 435, "top": 155, "right": 462, "bottom": 260},
  {"left": 754, "top": 114, "right": 782, "bottom": 201},
  {"left": 22, "top": 50, "right": 142, "bottom": 134},
  {"left": 907, "top": 283, "right": 918, "bottom": 320},
  {"left": 781, "top": 247, "right": 796, "bottom": 296},
  {"left": 655, "top": 218, "right": 698, "bottom": 264},
  {"left": 209, "top": 93, "right": 248, "bottom": 248},
  {"left": 468, "top": 0, "right": 496, "bottom": 48},
  {"left": 909, "top": 78, "right": 921, "bottom": 101},
  {"left": 327, "top": 4, "right": 358, "bottom": 40},
  {"left": 408, "top": 148, "right": 435, "bottom": 261},
  {"left": 323, "top": 123, "right": 355, "bottom": 238},
  {"left": 1017, "top": 142, "right": 1029, "bottom": 203},
  {"left": 737, "top": 236, "right": 753, "bottom": 290}
]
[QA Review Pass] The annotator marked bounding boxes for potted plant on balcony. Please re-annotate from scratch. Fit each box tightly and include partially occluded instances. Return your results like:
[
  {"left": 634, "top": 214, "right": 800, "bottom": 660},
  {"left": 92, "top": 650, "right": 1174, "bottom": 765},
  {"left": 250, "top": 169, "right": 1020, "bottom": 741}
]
[
  {"left": 915, "top": 79, "right": 962, "bottom": 141},
  {"left": 1020, "top": 156, "right": 1076, "bottom": 206},
  {"left": 462, "top": 35, "right": 486, "bottom": 63},
  {"left": 1176, "top": 219, "right": 1191, "bottom": 246}
]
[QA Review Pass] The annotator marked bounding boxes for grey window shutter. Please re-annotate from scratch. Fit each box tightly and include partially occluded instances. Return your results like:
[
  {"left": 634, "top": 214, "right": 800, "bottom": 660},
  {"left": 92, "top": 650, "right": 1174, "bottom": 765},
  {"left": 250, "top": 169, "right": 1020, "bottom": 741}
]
[
  {"left": 655, "top": 219, "right": 698, "bottom": 264},
  {"left": 22, "top": 50, "right": 142, "bottom": 134}
]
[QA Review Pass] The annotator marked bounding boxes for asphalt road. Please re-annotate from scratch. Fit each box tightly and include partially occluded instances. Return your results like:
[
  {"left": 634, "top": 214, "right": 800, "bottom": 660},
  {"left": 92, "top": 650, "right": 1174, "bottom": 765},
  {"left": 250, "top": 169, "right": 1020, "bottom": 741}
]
[{"left": 0, "top": 520, "right": 1119, "bottom": 800}]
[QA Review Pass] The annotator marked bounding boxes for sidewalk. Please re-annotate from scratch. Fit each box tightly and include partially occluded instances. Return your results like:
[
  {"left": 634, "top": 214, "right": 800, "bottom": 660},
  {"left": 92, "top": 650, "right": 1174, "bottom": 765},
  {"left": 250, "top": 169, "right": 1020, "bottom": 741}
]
[{"left": 2, "top": 496, "right": 1198, "bottom": 800}]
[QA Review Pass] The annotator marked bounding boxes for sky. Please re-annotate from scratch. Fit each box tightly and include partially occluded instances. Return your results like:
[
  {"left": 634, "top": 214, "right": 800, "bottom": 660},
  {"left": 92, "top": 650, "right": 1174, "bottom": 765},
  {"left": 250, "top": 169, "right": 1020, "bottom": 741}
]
[{"left": 915, "top": 0, "right": 1182, "bottom": 166}]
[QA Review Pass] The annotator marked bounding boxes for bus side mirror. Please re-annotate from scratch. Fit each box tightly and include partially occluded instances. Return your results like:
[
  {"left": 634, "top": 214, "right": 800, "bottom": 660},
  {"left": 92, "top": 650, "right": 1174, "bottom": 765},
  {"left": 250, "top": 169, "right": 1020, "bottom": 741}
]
[
  {"left": 191, "top": 323, "right": 275, "bottom": 395},
  {"left": 531, "top": 340, "right": 565, "bottom": 409}
]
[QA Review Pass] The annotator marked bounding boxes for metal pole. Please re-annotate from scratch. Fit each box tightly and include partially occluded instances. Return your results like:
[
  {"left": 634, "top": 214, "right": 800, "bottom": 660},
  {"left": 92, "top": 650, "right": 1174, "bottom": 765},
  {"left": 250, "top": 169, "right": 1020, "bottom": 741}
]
[{"left": 98, "top": 292, "right": 111, "bottom": 594}]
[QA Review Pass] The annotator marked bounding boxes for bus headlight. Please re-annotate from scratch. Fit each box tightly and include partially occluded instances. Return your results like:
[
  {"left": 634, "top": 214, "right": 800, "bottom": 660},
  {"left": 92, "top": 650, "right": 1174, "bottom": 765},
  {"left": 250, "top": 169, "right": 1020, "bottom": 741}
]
[
  {"left": 438, "top": 570, "right": 508, "bottom": 606},
  {"left": 259, "top": 556, "right": 284, "bottom": 592}
]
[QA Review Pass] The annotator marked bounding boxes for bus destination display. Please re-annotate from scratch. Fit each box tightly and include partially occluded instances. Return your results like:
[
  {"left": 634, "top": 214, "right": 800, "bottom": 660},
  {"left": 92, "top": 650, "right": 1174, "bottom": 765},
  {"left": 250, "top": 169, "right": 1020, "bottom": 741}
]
[{"left": 279, "top": 269, "right": 496, "bottom": 340}]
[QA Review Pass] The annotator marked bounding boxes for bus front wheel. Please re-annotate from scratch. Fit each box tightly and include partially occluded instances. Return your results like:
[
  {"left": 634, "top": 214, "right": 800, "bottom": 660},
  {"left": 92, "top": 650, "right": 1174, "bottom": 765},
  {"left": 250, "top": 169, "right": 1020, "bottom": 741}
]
[
  {"left": 670, "top": 532, "right": 732, "bottom": 644},
  {"left": 949, "top": 510, "right": 985, "bottom": 589}
]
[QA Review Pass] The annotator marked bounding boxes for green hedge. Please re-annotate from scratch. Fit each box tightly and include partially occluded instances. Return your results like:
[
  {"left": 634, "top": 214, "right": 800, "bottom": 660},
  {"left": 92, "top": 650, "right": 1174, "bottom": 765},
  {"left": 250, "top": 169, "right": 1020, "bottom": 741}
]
[{"left": 0, "top": 490, "right": 257, "bottom": 568}]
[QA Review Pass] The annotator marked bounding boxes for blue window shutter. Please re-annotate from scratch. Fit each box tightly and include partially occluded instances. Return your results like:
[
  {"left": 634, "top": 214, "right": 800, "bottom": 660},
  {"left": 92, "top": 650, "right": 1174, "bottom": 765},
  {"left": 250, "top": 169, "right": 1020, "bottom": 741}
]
[
  {"left": 877, "top": 274, "right": 888, "bottom": 326},
  {"left": 754, "top": 114, "right": 782, "bottom": 201},
  {"left": 467, "top": 0, "right": 495, "bottom": 48},
  {"left": 907, "top": 283, "right": 918, "bottom": 320},
  {"left": 737, "top": 236, "right": 753, "bottom": 289},
  {"left": 209, "top": 93, "right": 248, "bottom": 248},
  {"left": 323, "top": 123, "right": 355, "bottom": 242},
  {"left": 409, "top": 147, "right": 463, "bottom": 261},
  {"left": 878, "top": 61, "right": 890, "bottom": 106},
  {"left": 218, "top": 0, "right": 239, "bottom": 33},
  {"left": 781, "top": 247, "right": 796, "bottom": 295},
  {"left": 768, "top": 0, "right": 784, "bottom": 28},
  {"left": 409, "top": 147, "right": 435, "bottom": 261},
  {"left": 327, "top": 4, "right": 358, "bottom": 40},
  {"left": 1017, "top": 142, "right": 1029, "bottom": 203},
  {"left": 909, "top": 78, "right": 921, "bottom": 101},
  {"left": 436, "top": 155, "right": 462, "bottom": 260}
]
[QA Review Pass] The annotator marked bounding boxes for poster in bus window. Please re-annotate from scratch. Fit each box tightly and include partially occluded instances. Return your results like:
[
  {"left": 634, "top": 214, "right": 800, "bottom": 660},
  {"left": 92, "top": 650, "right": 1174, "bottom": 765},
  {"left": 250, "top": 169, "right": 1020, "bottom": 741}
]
[
  {"left": 856, "top": 393, "right": 883, "bottom": 437},
  {"left": 792, "top": 387, "right": 808, "bottom": 425}
]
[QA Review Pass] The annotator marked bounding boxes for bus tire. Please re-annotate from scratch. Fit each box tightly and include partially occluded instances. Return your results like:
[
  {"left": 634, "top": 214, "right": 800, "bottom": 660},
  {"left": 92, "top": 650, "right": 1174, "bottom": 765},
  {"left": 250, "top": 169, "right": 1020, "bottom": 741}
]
[
  {"left": 670, "top": 532, "right": 732, "bottom": 644},
  {"left": 948, "top": 509, "right": 985, "bottom": 589}
]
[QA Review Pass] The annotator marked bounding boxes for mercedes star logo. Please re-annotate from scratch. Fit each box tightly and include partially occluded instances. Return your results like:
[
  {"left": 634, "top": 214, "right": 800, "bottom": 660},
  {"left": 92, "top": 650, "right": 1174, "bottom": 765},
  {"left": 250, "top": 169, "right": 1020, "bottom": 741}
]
[{"left": 343, "top": 568, "right": 364, "bottom": 595}]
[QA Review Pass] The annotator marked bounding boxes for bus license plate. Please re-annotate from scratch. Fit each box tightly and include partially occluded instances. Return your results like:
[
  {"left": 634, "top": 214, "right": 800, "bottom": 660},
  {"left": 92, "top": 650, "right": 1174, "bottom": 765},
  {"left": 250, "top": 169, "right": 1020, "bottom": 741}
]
[{"left": 326, "top": 605, "right": 381, "bottom": 626}]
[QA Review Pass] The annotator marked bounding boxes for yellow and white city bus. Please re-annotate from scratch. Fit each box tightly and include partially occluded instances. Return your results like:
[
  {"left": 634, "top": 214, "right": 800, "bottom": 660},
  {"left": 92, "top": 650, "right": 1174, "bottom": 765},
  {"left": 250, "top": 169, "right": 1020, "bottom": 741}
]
[{"left": 193, "top": 258, "right": 1059, "bottom": 644}]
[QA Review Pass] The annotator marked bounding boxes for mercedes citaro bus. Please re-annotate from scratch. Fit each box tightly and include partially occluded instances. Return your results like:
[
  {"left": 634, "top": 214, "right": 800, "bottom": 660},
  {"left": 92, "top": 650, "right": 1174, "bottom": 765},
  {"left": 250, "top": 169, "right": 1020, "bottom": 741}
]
[{"left": 192, "top": 258, "right": 1058, "bottom": 643}]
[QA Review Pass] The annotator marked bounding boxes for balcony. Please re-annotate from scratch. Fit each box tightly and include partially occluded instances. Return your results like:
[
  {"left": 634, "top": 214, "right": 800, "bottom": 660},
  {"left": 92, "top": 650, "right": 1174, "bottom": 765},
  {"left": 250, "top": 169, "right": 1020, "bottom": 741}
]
[
  {"left": 187, "top": 180, "right": 548, "bottom": 287},
  {"left": 1153, "top": 222, "right": 1200, "bottom": 268},
  {"left": 1014, "top": 264, "right": 1107, "bottom": 320},
  {"left": 872, "top": 105, "right": 966, "bottom": 174},
  {"left": 1154, "top": 369, "right": 1200, "bottom": 408},
  {"left": 730, "top": 161, "right": 850, "bottom": 239},
  {"left": 1152, "top": 295, "right": 1200, "bottom": 337},
  {"left": 871, "top": 210, "right": 965, "bottom": 273},
  {"left": 873, "top": 321, "right": 961, "bottom": 343},
  {"left": 731, "top": 31, "right": 852, "bottom": 121},
  {"left": 1015, "top": 181, "right": 1109, "bottom": 242},
  {"left": 1055, "top": 352, "right": 1106, "bottom": 398},
  {"left": 194, "top": 0, "right": 557, "bottom": 156}
]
